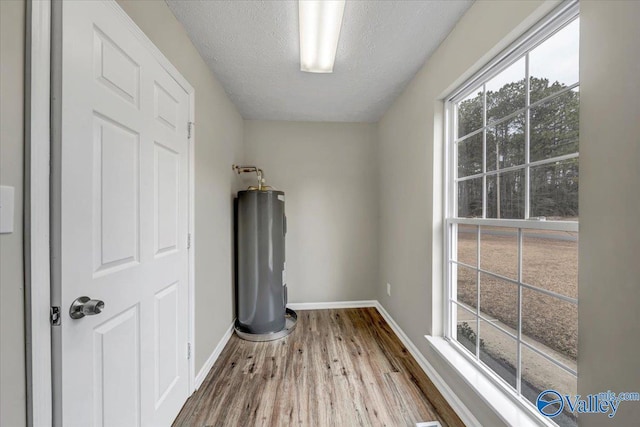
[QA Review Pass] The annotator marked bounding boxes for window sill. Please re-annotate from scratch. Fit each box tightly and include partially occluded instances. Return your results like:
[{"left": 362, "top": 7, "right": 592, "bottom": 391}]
[{"left": 425, "top": 335, "right": 557, "bottom": 427}]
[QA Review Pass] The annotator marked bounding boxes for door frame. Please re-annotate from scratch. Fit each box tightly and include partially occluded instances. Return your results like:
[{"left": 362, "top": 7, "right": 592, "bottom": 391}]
[{"left": 25, "top": 1, "right": 197, "bottom": 425}]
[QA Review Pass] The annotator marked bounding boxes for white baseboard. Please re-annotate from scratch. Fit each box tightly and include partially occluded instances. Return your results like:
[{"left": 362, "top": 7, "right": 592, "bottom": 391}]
[
  {"left": 287, "top": 300, "right": 378, "bottom": 310},
  {"left": 194, "top": 322, "right": 234, "bottom": 390},
  {"left": 374, "top": 302, "right": 480, "bottom": 427}
]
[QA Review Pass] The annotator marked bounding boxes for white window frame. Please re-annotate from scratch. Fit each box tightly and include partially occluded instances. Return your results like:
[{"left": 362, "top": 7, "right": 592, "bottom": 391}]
[{"left": 443, "top": 0, "right": 580, "bottom": 420}]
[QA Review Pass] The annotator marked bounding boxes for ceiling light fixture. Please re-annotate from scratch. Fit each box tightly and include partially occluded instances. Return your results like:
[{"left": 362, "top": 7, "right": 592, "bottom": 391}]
[{"left": 298, "top": 0, "right": 346, "bottom": 73}]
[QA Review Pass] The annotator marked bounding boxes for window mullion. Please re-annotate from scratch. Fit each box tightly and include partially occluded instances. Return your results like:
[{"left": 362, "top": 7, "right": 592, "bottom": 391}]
[
  {"left": 516, "top": 228, "right": 523, "bottom": 394},
  {"left": 447, "top": 102, "right": 458, "bottom": 340},
  {"left": 479, "top": 85, "right": 485, "bottom": 359},
  {"left": 482, "top": 84, "right": 487, "bottom": 219},
  {"left": 519, "top": 53, "right": 528, "bottom": 395},
  {"left": 476, "top": 225, "right": 481, "bottom": 359},
  {"left": 452, "top": 104, "right": 459, "bottom": 218},
  {"left": 450, "top": 217, "right": 578, "bottom": 233},
  {"left": 524, "top": 53, "right": 531, "bottom": 219}
]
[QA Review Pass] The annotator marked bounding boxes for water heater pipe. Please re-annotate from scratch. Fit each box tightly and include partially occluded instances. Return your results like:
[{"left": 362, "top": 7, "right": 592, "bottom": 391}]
[{"left": 232, "top": 164, "right": 266, "bottom": 190}]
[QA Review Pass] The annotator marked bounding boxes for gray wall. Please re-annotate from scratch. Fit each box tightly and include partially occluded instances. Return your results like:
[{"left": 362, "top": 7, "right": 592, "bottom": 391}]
[
  {"left": 377, "top": 0, "right": 640, "bottom": 425},
  {"left": 578, "top": 1, "right": 640, "bottom": 425},
  {"left": 376, "top": 1, "right": 560, "bottom": 425},
  {"left": 0, "top": 1, "right": 27, "bottom": 426},
  {"left": 116, "top": 0, "right": 245, "bottom": 375},
  {"left": 244, "top": 120, "right": 378, "bottom": 303}
]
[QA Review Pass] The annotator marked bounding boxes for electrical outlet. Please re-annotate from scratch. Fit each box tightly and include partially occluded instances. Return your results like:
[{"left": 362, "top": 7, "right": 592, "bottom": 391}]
[{"left": 386, "top": 283, "right": 391, "bottom": 296}]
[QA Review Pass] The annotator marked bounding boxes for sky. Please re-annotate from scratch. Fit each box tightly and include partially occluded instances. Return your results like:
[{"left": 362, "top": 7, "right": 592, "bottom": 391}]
[{"left": 465, "top": 18, "right": 580, "bottom": 99}]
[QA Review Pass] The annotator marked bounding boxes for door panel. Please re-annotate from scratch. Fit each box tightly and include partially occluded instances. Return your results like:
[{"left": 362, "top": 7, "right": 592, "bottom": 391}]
[
  {"left": 154, "top": 143, "right": 179, "bottom": 256},
  {"left": 154, "top": 282, "right": 179, "bottom": 406},
  {"left": 93, "top": 306, "right": 141, "bottom": 427},
  {"left": 57, "top": 2, "right": 191, "bottom": 426},
  {"left": 92, "top": 114, "right": 140, "bottom": 275},
  {"left": 154, "top": 82, "right": 179, "bottom": 130},
  {"left": 93, "top": 27, "right": 140, "bottom": 107}
]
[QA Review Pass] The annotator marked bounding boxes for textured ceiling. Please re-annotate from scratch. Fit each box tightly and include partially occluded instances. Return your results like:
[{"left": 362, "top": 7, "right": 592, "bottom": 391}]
[{"left": 166, "top": 0, "right": 473, "bottom": 122}]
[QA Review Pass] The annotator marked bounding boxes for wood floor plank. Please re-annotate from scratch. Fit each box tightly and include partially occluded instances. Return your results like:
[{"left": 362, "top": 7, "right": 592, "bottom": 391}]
[{"left": 173, "top": 308, "right": 465, "bottom": 427}]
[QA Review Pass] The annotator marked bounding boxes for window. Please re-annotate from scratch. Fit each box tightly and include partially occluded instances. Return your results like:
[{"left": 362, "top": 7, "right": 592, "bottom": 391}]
[{"left": 445, "top": 5, "right": 579, "bottom": 427}]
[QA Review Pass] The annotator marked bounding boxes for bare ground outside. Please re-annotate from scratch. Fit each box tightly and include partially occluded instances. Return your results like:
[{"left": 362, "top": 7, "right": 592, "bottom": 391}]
[{"left": 456, "top": 226, "right": 578, "bottom": 360}]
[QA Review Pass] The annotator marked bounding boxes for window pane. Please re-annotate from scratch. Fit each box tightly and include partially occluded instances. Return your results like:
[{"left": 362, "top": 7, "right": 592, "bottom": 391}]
[
  {"left": 455, "top": 306, "right": 478, "bottom": 355},
  {"left": 530, "top": 88, "right": 579, "bottom": 162},
  {"left": 479, "top": 321, "right": 517, "bottom": 389},
  {"left": 521, "top": 346, "right": 578, "bottom": 427},
  {"left": 457, "top": 132, "right": 483, "bottom": 178},
  {"left": 457, "top": 178, "right": 483, "bottom": 218},
  {"left": 522, "top": 230, "right": 578, "bottom": 299},
  {"left": 457, "top": 224, "right": 477, "bottom": 267},
  {"left": 455, "top": 264, "right": 477, "bottom": 309},
  {"left": 530, "top": 159, "right": 579, "bottom": 219},
  {"left": 457, "top": 87, "right": 484, "bottom": 138},
  {"left": 480, "top": 227, "right": 518, "bottom": 280},
  {"left": 486, "top": 169, "right": 525, "bottom": 219},
  {"left": 487, "top": 113, "right": 525, "bottom": 171},
  {"left": 529, "top": 19, "right": 580, "bottom": 103},
  {"left": 522, "top": 288, "right": 578, "bottom": 360},
  {"left": 479, "top": 272, "right": 518, "bottom": 331},
  {"left": 486, "top": 57, "right": 526, "bottom": 124}
]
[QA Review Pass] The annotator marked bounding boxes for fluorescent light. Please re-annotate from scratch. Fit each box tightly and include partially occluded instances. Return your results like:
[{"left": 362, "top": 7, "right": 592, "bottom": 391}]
[{"left": 299, "top": 0, "right": 346, "bottom": 73}]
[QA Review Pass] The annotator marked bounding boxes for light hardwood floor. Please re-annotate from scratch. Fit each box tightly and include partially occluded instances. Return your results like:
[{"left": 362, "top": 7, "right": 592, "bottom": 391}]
[{"left": 173, "top": 308, "right": 464, "bottom": 427}]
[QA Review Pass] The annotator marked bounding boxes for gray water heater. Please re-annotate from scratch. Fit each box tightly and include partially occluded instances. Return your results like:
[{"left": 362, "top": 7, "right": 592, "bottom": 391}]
[{"left": 235, "top": 189, "right": 295, "bottom": 340}]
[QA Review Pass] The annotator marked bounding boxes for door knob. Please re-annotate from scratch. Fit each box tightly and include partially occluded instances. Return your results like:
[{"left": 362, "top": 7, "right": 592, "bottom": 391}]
[{"left": 69, "top": 296, "right": 105, "bottom": 319}]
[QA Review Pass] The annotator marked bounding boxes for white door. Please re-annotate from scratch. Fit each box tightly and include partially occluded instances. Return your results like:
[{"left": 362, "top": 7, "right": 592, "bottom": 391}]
[{"left": 56, "top": 1, "right": 191, "bottom": 426}]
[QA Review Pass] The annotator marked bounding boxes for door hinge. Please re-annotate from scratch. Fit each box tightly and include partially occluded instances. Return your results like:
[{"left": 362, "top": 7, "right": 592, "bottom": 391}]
[
  {"left": 187, "top": 122, "right": 194, "bottom": 140},
  {"left": 187, "top": 342, "right": 191, "bottom": 360},
  {"left": 187, "top": 233, "right": 191, "bottom": 249},
  {"left": 50, "top": 306, "right": 61, "bottom": 326}
]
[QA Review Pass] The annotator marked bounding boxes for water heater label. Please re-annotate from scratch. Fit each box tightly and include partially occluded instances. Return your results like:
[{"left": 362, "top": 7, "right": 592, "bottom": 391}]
[{"left": 277, "top": 195, "right": 285, "bottom": 202}]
